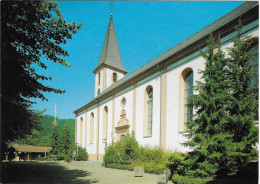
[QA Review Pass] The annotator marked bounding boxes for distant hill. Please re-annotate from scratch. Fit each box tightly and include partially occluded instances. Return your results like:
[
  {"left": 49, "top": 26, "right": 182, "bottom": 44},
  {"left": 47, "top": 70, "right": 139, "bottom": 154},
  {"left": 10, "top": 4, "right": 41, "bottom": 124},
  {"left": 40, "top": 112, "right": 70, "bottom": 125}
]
[
  {"left": 15, "top": 115, "right": 75, "bottom": 146},
  {"left": 39, "top": 115, "right": 75, "bottom": 140}
]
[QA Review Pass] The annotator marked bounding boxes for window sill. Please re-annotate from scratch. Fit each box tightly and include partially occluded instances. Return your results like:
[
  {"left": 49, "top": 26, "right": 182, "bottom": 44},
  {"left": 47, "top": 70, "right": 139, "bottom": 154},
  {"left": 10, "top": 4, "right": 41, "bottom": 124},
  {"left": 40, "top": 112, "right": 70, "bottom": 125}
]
[{"left": 143, "top": 135, "right": 152, "bottom": 138}]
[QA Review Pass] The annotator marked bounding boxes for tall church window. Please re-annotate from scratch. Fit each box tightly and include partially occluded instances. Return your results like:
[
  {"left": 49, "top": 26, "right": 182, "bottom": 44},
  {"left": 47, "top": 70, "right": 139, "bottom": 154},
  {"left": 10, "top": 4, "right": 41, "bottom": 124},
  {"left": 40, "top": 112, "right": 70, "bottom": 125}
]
[
  {"left": 103, "top": 106, "right": 108, "bottom": 142},
  {"left": 144, "top": 85, "right": 153, "bottom": 136},
  {"left": 113, "top": 73, "right": 118, "bottom": 82},
  {"left": 178, "top": 68, "right": 193, "bottom": 132},
  {"left": 98, "top": 72, "right": 101, "bottom": 86},
  {"left": 184, "top": 71, "right": 193, "bottom": 125},
  {"left": 147, "top": 88, "right": 153, "bottom": 135},
  {"left": 80, "top": 117, "right": 83, "bottom": 145},
  {"left": 90, "top": 112, "right": 94, "bottom": 144}
]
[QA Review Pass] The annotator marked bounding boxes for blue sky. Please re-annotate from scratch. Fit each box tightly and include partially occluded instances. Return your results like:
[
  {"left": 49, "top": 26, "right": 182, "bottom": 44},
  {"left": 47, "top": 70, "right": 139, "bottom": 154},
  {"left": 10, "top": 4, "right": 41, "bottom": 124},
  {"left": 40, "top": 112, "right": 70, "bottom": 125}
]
[{"left": 32, "top": 1, "right": 244, "bottom": 119}]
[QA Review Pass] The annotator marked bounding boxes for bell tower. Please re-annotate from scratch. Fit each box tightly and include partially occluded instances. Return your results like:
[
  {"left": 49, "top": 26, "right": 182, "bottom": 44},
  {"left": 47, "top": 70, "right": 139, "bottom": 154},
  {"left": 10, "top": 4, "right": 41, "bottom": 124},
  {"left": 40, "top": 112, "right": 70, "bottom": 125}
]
[{"left": 93, "top": 13, "right": 127, "bottom": 97}]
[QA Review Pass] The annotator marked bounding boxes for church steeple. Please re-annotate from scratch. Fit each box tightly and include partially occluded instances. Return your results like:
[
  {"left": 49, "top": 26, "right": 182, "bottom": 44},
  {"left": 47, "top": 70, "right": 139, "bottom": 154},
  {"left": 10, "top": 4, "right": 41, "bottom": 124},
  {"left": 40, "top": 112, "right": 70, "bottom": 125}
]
[
  {"left": 93, "top": 14, "right": 127, "bottom": 97},
  {"left": 93, "top": 14, "right": 127, "bottom": 74}
]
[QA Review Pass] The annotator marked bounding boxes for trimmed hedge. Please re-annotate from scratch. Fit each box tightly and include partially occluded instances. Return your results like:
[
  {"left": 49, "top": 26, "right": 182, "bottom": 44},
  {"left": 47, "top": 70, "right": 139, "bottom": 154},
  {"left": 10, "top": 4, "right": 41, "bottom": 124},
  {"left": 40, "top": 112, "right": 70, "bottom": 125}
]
[
  {"left": 172, "top": 174, "right": 212, "bottom": 184},
  {"left": 35, "top": 157, "right": 50, "bottom": 161}
]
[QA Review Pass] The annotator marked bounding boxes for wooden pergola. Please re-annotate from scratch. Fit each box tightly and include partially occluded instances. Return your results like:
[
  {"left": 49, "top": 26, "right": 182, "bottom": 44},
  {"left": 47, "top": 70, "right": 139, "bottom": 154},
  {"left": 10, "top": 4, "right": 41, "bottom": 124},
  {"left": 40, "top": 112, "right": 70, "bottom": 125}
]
[{"left": 5, "top": 144, "right": 52, "bottom": 161}]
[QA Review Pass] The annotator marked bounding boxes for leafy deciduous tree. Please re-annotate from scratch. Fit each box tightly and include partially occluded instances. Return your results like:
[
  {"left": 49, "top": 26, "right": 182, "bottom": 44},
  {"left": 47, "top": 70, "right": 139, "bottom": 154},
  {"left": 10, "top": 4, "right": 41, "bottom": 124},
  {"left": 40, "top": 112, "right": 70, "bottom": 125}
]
[{"left": 1, "top": 0, "right": 81, "bottom": 146}]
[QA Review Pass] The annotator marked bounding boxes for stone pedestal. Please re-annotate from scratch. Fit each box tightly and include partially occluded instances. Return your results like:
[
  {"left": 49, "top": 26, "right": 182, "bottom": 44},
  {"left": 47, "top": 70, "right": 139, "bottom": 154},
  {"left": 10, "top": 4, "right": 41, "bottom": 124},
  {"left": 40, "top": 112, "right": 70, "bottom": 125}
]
[
  {"left": 134, "top": 166, "right": 144, "bottom": 177},
  {"left": 157, "top": 174, "right": 167, "bottom": 184}
]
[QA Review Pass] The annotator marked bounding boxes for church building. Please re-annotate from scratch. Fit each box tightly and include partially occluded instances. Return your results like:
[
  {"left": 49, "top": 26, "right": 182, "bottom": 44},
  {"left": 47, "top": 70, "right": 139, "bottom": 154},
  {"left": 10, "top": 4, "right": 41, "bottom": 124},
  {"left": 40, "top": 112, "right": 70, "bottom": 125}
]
[{"left": 74, "top": 2, "right": 259, "bottom": 160}]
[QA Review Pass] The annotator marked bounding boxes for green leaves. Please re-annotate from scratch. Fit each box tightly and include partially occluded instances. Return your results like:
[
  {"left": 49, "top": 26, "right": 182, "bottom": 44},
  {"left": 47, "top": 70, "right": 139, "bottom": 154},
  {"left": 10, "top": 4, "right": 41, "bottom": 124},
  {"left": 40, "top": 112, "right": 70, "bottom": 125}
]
[{"left": 2, "top": 0, "right": 81, "bottom": 144}]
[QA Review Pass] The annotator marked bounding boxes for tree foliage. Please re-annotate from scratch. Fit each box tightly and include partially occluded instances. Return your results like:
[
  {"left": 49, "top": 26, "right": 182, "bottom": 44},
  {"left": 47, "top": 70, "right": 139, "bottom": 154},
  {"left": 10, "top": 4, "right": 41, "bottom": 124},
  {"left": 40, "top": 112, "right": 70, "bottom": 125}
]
[
  {"left": 182, "top": 35, "right": 232, "bottom": 179},
  {"left": 225, "top": 22, "right": 258, "bottom": 168},
  {"left": 177, "top": 23, "right": 258, "bottom": 180},
  {"left": 1, "top": 0, "right": 81, "bottom": 145},
  {"left": 50, "top": 127, "right": 59, "bottom": 155},
  {"left": 59, "top": 123, "right": 72, "bottom": 156}
]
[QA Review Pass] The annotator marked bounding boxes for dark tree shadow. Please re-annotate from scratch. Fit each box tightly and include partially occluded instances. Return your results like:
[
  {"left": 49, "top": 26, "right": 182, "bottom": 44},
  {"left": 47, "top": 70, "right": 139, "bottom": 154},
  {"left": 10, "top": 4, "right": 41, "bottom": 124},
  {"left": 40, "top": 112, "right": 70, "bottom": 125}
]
[
  {"left": 0, "top": 161, "right": 99, "bottom": 184},
  {"left": 208, "top": 162, "right": 258, "bottom": 184}
]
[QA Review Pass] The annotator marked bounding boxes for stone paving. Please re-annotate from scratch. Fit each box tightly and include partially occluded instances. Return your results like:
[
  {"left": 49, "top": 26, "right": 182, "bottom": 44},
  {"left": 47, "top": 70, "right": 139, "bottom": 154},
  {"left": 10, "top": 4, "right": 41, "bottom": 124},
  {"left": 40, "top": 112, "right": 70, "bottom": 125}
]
[
  {"left": 60, "top": 161, "right": 160, "bottom": 184},
  {"left": 1, "top": 160, "right": 161, "bottom": 183}
]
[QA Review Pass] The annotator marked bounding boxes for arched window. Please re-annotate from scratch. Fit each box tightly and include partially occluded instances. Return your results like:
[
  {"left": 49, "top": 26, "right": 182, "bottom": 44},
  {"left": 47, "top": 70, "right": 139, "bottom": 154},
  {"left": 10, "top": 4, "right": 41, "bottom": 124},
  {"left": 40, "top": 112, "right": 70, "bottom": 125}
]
[
  {"left": 97, "top": 88, "right": 100, "bottom": 95},
  {"left": 98, "top": 72, "right": 101, "bottom": 86},
  {"left": 144, "top": 85, "right": 153, "bottom": 136},
  {"left": 184, "top": 71, "right": 193, "bottom": 124},
  {"left": 79, "top": 117, "right": 83, "bottom": 145},
  {"left": 103, "top": 106, "right": 108, "bottom": 142},
  {"left": 113, "top": 73, "right": 118, "bottom": 82},
  {"left": 90, "top": 112, "right": 94, "bottom": 144},
  {"left": 179, "top": 68, "right": 193, "bottom": 132}
]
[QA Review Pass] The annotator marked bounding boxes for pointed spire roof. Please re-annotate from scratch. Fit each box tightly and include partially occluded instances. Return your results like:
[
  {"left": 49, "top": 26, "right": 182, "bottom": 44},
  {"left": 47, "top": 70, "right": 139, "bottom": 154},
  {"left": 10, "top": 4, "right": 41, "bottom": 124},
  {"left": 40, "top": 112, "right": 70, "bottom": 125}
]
[{"left": 94, "top": 14, "right": 127, "bottom": 74}]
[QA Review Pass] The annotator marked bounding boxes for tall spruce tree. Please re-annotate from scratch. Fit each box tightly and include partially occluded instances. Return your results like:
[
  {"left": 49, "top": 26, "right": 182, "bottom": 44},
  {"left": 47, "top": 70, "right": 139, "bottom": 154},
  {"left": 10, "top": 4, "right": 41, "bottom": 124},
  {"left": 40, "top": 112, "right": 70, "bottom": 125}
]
[
  {"left": 225, "top": 22, "right": 258, "bottom": 168},
  {"left": 60, "top": 123, "right": 72, "bottom": 156},
  {"left": 182, "top": 35, "right": 234, "bottom": 179},
  {"left": 51, "top": 127, "right": 59, "bottom": 155}
]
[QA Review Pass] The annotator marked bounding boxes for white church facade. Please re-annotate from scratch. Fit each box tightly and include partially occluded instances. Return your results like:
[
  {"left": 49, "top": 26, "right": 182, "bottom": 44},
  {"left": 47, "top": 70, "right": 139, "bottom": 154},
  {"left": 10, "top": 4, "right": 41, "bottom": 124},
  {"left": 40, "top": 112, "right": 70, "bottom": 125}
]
[{"left": 74, "top": 2, "right": 259, "bottom": 160}]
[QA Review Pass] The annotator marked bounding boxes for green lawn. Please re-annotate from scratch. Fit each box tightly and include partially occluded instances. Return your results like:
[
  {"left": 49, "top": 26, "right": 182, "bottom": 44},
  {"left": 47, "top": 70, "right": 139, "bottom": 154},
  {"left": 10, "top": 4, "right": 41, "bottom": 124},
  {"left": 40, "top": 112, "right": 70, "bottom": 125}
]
[{"left": 0, "top": 161, "right": 97, "bottom": 184}]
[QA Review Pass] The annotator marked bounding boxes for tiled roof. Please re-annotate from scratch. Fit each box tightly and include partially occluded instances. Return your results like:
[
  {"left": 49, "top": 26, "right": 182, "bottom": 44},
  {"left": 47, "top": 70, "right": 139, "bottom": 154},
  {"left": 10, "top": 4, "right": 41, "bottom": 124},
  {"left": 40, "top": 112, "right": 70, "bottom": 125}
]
[
  {"left": 95, "top": 14, "right": 127, "bottom": 73},
  {"left": 11, "top": 144, "right": 52, "bottom": 153}
]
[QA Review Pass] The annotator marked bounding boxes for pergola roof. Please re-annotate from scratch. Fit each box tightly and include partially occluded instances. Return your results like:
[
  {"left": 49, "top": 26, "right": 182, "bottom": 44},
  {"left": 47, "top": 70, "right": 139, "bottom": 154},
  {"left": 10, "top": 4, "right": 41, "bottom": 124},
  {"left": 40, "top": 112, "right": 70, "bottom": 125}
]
[{"left": 11, "top": 144, "right": 52, "bottom": 153}]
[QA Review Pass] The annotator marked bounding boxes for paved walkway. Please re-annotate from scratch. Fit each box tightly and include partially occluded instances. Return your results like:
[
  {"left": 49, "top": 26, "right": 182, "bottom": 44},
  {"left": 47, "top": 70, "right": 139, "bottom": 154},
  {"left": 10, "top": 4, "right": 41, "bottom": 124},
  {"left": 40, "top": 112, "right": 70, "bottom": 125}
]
[
  {"left": 60, "top": 161, "right": 160, "bottom": 184},
  {"left": 1, "top": 161, "right": 160, "bottom": 184}
]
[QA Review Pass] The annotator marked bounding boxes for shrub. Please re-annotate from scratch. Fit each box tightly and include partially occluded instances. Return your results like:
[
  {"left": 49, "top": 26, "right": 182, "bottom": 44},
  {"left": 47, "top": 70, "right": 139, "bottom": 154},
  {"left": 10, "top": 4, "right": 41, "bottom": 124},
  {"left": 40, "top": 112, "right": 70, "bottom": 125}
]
[
  {"left": 103, "top": 132, "right": 171, "bottom": 174},
  {"left": 103, "top": 132, "right": 139, "bottom": 166},
  {"left": 172, "top": 174, "right": 212, "bottom": 184},
  {"left": 35, "top": 157, "right": 49, "bottom": 161},
  {"left": 48, "top": 154, "right": 59, "bottom": 158},
  {"left": 137, "top": 146, "right": 165, "bottom": 163},
  {"left": 64, "top": 144, "right": 77, "bottom": 163},
  {"left": 167, "top": 152, "right": 186, "bottom": 177},
  {"left": 103, "top": 144, "right": 119, "bottom": 166},
  {"left": 64, "top": 153, "right": 72, "bottom": 163},
  {"left": 75, "top": 147, "right": 88, "bottom": 161}
]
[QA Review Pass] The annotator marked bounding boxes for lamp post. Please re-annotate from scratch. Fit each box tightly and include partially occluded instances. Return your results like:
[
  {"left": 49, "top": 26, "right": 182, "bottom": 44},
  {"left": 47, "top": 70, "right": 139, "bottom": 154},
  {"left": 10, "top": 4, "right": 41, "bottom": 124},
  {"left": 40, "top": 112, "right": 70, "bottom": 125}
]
[{"left": 45, "top": 148, "right": 46, "bottom": 158}]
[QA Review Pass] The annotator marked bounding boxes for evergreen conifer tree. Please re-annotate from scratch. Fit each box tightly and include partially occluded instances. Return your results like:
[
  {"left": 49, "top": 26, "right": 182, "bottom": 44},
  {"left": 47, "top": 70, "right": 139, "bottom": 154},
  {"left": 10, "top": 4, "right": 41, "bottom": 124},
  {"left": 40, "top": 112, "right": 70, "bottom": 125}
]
[
  {"left": 181, "top": 35, "right": 234, "bottom": 179},
  {"left": 179, "top": 24, "right": 258, "bottom": 180},
  {"left": 225, "top": 22, "right": 258, "bottom": 170},
  {"left": 51, "top": 127, "right": 59, "bottom": 155},
  {"left": 60, "top": 123, "right": 72, "bottom": 156}
]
